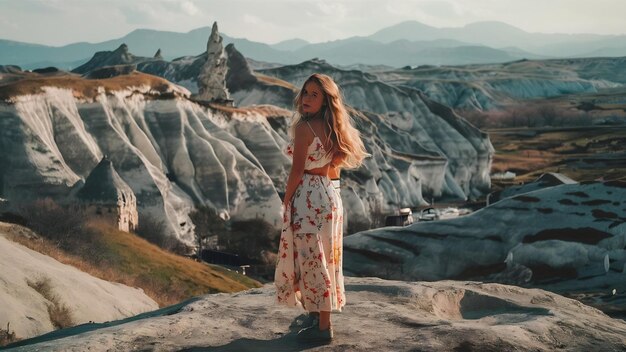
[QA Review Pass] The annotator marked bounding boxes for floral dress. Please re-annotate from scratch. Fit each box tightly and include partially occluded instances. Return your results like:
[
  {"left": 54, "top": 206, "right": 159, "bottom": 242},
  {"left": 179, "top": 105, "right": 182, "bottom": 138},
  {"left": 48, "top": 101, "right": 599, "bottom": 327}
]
[{"left": 274, "top": 122, "right": 345, "bottom": 312}]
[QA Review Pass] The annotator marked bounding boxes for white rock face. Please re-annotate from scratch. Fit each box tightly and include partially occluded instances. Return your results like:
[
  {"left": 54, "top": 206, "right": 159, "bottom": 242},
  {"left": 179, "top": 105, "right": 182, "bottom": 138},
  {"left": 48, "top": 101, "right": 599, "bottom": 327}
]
[
  {"left": 372, "top": 58, "right": 623, "bottom": 111},
  {"left": 0, "top": 56, "right": 494, "bottom": 242},
  {"left": 0, "top": 224, "right": 158, "bottom": 340},
  {"left": 253, "top": 60, "right": 494, "bottom": 202},
  {"left": 0, "top": 89, "right": 287, "bottom": 243},
  {"left": 7, "top": 277, "right": 626, "bottom": 351},
  {"left": 408, "top": 77, "right": 616, "bottom": 111}
]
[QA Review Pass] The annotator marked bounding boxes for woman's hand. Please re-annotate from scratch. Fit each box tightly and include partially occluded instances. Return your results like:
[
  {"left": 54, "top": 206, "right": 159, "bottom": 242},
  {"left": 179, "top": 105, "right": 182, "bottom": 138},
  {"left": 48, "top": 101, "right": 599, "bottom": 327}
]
[{"left": 329, "top": 151, "right": 345, "bottom": 178}]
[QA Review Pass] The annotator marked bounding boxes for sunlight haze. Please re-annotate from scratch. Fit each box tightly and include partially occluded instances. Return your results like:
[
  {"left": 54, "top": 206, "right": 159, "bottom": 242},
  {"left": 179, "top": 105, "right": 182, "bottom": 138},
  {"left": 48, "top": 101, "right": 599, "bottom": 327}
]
[{"left": 0, "top": 0, "right": 624, "bottom": 46}]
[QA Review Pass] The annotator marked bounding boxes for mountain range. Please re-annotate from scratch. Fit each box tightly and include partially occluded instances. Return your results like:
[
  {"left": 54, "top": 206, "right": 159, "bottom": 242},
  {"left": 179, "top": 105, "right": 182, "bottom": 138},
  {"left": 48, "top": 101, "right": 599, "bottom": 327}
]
[{"left": 2, "top": 21, "right": 626, "bottom": 70}]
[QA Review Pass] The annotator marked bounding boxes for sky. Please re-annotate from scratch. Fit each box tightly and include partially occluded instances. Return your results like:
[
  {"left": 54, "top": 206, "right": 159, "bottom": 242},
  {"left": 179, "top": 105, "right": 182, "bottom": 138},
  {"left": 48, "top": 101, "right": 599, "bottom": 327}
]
[{"left": 1, "top": 0, "right": 625, "bottom": 46}]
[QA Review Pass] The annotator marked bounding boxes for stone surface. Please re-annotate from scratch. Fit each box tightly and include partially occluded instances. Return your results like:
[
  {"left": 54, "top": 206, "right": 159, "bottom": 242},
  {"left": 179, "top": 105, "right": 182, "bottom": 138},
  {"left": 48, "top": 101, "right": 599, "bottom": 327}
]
[
  {"left": 194, "top": 22, "right": 229, "bottom": 102},
  {"left": 6, "top": 277, "right": 626, "bottom": 351},
  {"left": 343, "top": 181, "right": 626, "bottom": 316}
]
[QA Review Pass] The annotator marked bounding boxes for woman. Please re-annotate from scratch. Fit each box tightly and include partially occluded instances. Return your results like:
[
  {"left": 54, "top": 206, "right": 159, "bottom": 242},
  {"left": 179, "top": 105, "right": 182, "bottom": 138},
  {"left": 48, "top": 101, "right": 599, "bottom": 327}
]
[{"left": 275, "top": 73, "right": 368, "bottom": 343}]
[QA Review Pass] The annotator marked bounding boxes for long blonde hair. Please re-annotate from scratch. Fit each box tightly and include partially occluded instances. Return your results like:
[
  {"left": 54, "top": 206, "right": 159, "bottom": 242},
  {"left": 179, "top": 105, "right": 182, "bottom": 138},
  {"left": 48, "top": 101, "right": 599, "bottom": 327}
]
[{"left": 289, "top": 73, "right": 368, "bottom": 169}]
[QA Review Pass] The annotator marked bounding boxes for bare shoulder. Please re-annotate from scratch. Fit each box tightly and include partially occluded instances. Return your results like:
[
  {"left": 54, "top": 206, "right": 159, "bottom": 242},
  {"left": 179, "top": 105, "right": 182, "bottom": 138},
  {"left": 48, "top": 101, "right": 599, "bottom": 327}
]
[{"left": 293, "top": 121, "right": 314, "bottom": 144}]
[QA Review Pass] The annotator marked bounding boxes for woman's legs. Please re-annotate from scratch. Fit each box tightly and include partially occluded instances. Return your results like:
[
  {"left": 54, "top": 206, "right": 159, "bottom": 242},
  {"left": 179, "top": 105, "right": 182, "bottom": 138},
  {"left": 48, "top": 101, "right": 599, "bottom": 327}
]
[{"left": 319, "top": 311, "right": 331, "bottom": 330}]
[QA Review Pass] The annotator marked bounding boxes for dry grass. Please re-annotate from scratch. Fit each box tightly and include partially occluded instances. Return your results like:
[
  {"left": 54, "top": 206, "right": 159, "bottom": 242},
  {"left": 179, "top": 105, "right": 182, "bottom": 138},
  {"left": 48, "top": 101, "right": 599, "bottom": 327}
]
[
  {"left": 208, "top": 102, "right": 292, "bottom": 118},
  {"left": 489, "top": 126, "right": 626, "bottom": 183},
  {"left": 0, "top": 323, "right": 20, "bottom": 347},
  {"left": 26, "top": 277, "right": 74, "bottom": 329},
  {"left": 5, "top": 219, "right": 260, "bottom": 307},
  {"left": 254, "top": 73, "right": 298, "bottom": 91},
  {"left": 0, "top": 72, "right": 183, "bottom": 102}
]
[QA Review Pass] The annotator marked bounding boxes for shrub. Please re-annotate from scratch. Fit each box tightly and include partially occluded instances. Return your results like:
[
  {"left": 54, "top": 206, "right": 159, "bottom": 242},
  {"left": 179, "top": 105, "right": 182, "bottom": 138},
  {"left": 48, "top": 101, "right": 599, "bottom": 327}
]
[
  {"left": 16, "top": 198, "right": 85, "bottom": 242},
  {"left": 189, "top": 206, "right": 228, "bottom": 256},
  {"left": 347, "top": 216, "right": 371, "bottom": 235},
  {"left": 134, "top": 214, "right": 169, "bottom": 247},
  {"left": 219, "top": 218, "right": 280, "bottom": 263},
  {"left": 132, "top": 214, "right": 190, "bottom": 254},
  {"left": 0, "top": 323, "right": 19, "bottom": 347},
  {"left": 26, "top": 277, "right": 74, "bottom": 329},
  {"left": 459, "top": 104, "right": 595, "bottom": 129}
]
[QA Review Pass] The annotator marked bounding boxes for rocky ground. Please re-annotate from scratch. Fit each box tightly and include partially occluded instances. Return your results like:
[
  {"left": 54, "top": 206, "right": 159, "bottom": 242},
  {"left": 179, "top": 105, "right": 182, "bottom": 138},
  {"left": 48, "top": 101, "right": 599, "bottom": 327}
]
[{"left": 4, "top": 277, "right": 626, "bottom": 351}]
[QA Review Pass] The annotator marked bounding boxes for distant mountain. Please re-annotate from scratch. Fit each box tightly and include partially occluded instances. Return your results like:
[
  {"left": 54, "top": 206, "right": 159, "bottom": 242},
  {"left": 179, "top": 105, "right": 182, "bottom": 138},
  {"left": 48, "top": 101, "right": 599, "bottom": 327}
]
[
  {"left": 368, "top": 21, "right": 447, "bottom": 43},
  {"left": 296, "top": 38, "right": 534, "bottom": 66},
  {"left": 2, "top": 20, "right": 626, "bottom": 70},
  {"left": 369, "top": 20, "right": 626, "bottom": 58},
  {"left": 0, "top": 27, "right": 297, "bottom": 70},
  {"left": 270, "top": 38, "right": 310, "bottom": 51}
]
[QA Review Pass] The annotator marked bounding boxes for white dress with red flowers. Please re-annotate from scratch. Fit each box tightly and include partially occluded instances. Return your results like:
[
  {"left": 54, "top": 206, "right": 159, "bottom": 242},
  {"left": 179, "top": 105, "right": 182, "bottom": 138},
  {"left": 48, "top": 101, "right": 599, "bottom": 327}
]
[{"left": 274, "top": 122, "right": 345, "bottom": 312}]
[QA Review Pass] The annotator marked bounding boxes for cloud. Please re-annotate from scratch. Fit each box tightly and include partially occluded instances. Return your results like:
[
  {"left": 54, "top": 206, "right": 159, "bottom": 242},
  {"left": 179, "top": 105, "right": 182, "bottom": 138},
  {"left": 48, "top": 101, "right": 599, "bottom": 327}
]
[
  {"left": 121, "top": 0, "right": 203, "bottom": 25},
  {"left": 317, "top": 2, "right": 348, "bottom": 18},
  {"left": 242, "top": 14, "right": 262, "bottom": 25},
  {"left": 181, "top": 1, "right": 201, "bottom": 16}
]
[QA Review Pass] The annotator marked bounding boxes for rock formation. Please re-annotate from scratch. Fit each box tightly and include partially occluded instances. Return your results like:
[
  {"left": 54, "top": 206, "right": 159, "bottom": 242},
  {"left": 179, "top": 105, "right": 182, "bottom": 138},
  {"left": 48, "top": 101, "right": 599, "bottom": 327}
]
[
  {"left": 6, "top": 277, "right": 626, "bottom": 351},
  {"left": 0, "top": 42, "right": 495, "bottom": 241},
  {"left": 343, "top": 180, "right": 626, "bottom": 315},
  {"left": 75, "top": 156, "right": 139, "bottom": 232},
  {"left": 255, "top": 59, "right": 494, "bottom": 201},
  {"left": 490, "top": 172, "right": 578, "bottom": 204},
  {"left": 372, "top": 58, "right": 624, "bottom": 110},
  {"left": 0, "top": 85, "right": 287, "bottom": 242},
  {"left": 72, "top": 44, "right": 139, "bottom": 75},
  {"left": 194, "top": 22, "right": 229, "bottom": 102}
]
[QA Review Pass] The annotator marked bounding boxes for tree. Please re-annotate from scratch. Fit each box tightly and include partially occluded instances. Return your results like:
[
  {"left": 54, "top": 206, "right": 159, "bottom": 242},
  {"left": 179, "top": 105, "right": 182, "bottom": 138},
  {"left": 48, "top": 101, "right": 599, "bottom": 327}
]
[
  {"left": 189, "top": 206, "right": 227, "bottom": 258},
  {"left": 219, "top": 218, "right": 280, "bottom": 263}
]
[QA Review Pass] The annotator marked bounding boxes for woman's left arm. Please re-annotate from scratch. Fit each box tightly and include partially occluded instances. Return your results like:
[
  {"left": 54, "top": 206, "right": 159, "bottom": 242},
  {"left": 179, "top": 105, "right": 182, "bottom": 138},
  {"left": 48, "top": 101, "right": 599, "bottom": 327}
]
[{"left": 282, "top": 123, "right": 310, "bottom": 207}]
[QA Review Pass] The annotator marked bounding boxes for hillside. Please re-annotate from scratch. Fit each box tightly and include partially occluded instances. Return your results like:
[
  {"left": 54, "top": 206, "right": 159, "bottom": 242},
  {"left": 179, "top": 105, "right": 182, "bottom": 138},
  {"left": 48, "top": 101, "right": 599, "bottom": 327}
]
[
  {"left": 1, "top": 221, "right": 260, "bottom": 309},
  {"left": 489, "top": 126, "right": 626, "bottom": 183}
]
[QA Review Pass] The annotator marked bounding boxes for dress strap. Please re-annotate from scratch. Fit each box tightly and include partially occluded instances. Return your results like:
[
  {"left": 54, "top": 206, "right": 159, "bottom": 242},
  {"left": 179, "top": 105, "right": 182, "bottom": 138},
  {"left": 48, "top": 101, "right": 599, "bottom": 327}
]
[
  {"left": 306, "top": 120, "right": 333, "bottom": 153},
  {"left": 305, "top": 120, "right": 319, "bottom": 140}
]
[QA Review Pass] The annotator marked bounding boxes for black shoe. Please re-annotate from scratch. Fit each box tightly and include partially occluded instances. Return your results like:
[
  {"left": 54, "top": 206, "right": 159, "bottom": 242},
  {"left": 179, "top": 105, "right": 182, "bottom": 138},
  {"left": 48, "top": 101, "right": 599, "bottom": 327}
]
[
  {"left": 296, "top": 325, "right": 333, "bottom": 343},
  {"left": 289, "top": 313, "right": 319, "bottom": 330}
]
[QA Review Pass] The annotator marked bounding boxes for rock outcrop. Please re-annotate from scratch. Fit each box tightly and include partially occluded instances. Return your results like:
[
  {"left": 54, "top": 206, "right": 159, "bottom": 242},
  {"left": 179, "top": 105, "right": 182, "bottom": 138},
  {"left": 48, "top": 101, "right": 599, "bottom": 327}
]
[
  {"left": 371, "top": 58, "right": 624, "bottom": 110},
  {"left": 0, "top": 85, "right": 288, "bottom": 242},
  {"left": 72, "top": 44, "right": 142, "bottom": 76},
  {"left": 74, "top": 156, "right": 139, "bottom": 232},
  {"left": 194, "top": 22, "right": 229, "bottom": 102},
  {"left": 343, "top": 180, "right": 626, "bottom": 315},
  {"left": 0, "top": 223, "right": 158, "bottom": 341},
  {"left": 6, "top": 277, "right": 626, "bottom": 351},
  {"left": 490, "top": 172, "right": 578, "bottom": 203},
  {"left": 225, "top": 44, "right": 296, "bottom": 108},
  {"left": 0, "top": 32, "right": 494, "bottom": 241},
  {"left": 256, "top": 59, "right": 494, "bottom": 200}
]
